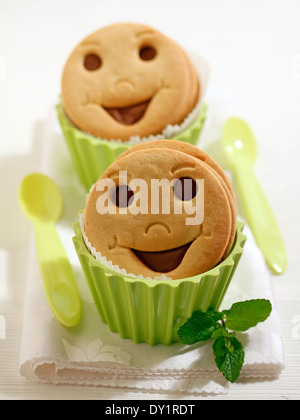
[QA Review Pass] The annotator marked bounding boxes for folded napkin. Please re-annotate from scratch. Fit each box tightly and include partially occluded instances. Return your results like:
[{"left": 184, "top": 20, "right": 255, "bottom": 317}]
[{"left": 20, "top": 218, "right": 285, "bottom": 394}]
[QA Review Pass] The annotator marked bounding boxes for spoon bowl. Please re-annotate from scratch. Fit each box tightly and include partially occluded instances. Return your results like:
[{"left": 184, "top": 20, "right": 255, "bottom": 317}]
[
  {"left": 19, "top": 173, "right": 63, "bottom": 223},
  {"left": 222, "top": 117, "right": 258, "bottom": 165},
  {"left": 19, "top": 173, "right": 81, "bottom": 327}
]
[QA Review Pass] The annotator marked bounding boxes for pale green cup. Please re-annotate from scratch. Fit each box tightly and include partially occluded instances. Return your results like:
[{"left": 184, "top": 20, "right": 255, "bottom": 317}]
[
  {"left": 73, "top": 221, "right": 246, "bottom": 346},
  {"left": 56, "top": 103, "right": 207, "bottom": 191}
]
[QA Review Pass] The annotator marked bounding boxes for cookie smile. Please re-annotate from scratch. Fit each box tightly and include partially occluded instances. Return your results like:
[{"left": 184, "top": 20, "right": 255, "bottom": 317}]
[
  {"left": 103, "top": 99, "right": 151, "bottom": 125},
  {"left": 133, "top": 242, "right": 193, "bottom": 273}
]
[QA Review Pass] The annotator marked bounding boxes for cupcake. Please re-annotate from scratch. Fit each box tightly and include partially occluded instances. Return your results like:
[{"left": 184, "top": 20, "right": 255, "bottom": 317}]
[
  {"left": 57, "top": 23, "right": 209, "bottom": 191},
  {"left": 73, "top": 140, "right": 246, "bottom": 345}
]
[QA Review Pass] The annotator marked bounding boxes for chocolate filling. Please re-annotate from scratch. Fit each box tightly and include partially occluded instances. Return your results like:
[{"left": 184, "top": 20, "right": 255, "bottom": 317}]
[
  {"left": 133, "top": 242, "right": 192, "bottom": 273},
  {"left": 84, "top": 54, "right": 102, "bottom": 71},
  {"left": 103, "top": 100, "right": 150, "bottom": 125}
]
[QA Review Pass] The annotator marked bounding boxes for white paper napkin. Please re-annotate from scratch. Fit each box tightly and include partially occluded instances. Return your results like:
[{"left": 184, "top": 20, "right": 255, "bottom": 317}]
[{"left": 19, "top": 96, "right": 285, "bottom": 395}]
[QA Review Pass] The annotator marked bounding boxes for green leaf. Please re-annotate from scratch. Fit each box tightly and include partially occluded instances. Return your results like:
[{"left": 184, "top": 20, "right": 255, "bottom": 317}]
[
  {"left": 211, "top": 326, "right": 236, "bottom": 340},
  {"left": 177, "top": 309, "right": 222, "bottom": 345},
  {"left": 222, "top": 299, "right": 272, "bottom": 332},
  {"left": 213, "top": 336, "right": 245, "bottom": 383}
]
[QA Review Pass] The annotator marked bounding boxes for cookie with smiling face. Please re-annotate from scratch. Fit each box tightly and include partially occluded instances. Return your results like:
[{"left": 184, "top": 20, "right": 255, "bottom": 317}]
[
  {"left": 61, "top": 23, "right": 200, "bottom": 141},
  {"left": 115, "top": 139, "right": 237, "bottom": 259},
  {"left": 84, "top": 147, "right": 233, "bottom": 280}
]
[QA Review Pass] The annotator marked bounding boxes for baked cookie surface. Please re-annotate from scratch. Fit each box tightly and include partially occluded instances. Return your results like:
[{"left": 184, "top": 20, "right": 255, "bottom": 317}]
[
  {"left": 84, "top": 147, "right": 233, "bottom": 280},
  {"left": 61, "top": 23, "right": 200, "bottom": 141},
  {"left": 116, "top": 139, "right": 237, "bottom": 258}
]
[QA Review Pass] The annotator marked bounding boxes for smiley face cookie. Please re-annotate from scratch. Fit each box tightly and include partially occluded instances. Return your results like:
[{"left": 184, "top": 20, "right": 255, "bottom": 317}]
[
  {"left": 115, "top": 139, "right": 237, "bottom": 258},
  {"left": 61, "top": 23, "right": 200, "bottom": 141},
  {"left": 84, "top": 146, "right": 234, "bottom": 280}
]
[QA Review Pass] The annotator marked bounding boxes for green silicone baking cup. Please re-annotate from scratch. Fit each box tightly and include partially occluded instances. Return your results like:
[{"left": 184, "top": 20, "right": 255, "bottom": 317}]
[
  {"left": 73, "top": 221, "right": 246, "bottom": 346},
  {"left": 56, "top": 103, "right": 207, "bottom": 191}
]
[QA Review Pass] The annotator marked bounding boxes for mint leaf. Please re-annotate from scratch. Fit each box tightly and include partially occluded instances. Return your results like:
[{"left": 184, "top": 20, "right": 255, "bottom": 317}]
[
  {"left": 177, "top": 299, "right": 272, "bottom": 383},
  {"left": 177, "top": 309, "right": 222, "bottom": 344},
  {"left": 213, "top": 336, "right": 245, "bottom": 383},
  {"left": 211, "top": 325, "right": 236, "bottom": 340},
  {"left": 222, "top": 299, "right": 272, "bottom": 332}
]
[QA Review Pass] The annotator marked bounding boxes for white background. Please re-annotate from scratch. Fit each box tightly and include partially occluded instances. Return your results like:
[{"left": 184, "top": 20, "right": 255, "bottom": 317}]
[{"left": 1, "top": 0, "right": 300, "bottom": 400}]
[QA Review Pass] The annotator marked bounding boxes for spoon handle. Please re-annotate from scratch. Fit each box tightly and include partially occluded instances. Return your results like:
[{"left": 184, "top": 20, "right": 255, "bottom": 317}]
[
  {"left": 33, "top": 220, "right": 81, "bottom": 327},
  {"left": 232, "top": 159, "right": 287, "bottom": 274}
]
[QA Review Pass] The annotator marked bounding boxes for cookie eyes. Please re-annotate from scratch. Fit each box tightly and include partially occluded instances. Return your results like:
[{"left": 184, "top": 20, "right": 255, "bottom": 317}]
[
  {"left": 139, "top": 46, "right": 157, "bottom": 61},
  {"left": 83, "top": 47, "right": 156, "bottom": 70},
  {"left": 84, "top": 53, "right": 102, "bottom": 71},
  {"left": 111, "top": 178, "right": 197, "bottom": 207},
  {"left": 174, "top": 178, "right": 198, "bottom": 201},
  {"left": 112, "top": 185, "right": 134, "bottom": 208}
]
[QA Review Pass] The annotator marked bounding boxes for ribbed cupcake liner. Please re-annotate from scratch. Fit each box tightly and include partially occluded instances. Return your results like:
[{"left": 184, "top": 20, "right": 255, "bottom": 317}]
[
  {"left": 73, "top": 221, "right": 246, "bottom": 346},
  {"left": 56, "top": 103, "right": 207, "bottom": 191}
]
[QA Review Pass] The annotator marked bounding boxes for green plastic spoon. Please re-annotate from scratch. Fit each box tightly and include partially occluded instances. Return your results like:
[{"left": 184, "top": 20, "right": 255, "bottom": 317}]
[
  {"left": 222, "top": 117, "right": 287, "bottom": 275},
  {"left": 19, "top": 173, "right": 81, "bottom": 327}
]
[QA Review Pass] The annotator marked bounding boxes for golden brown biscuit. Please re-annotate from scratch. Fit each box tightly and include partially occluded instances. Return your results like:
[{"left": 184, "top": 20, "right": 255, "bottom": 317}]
[
  {"left": 61, "top": 23, "right": 200, "bottom": 141},
  {"left": 180, "top": 47, "right": 201, "bottom": 114},
  {"left": 115, "top": 140, "right": 237, "bottom": 258},
  {"left": 116, "top": 140, "right": 235, "bottom": 201},
  {"left": 84, "top": 148, "right": 232, "bottom": 279}
]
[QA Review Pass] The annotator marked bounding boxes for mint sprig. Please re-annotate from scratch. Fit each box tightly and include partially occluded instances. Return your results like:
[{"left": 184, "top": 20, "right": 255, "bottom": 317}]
[
  {"left": 213, "top": 336, "right": 245, "bottom": 383},
  {"left": 177, "top": 299, "right": 272, "bottom": 383},
  {"left": 222, "top": 299, "right": 272, "bottom": 332}
]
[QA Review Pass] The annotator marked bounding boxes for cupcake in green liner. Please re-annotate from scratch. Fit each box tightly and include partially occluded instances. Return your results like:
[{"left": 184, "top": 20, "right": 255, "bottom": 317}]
[
  {"left": 72, "top": 141, "right": 246, "bottom": 346},
  {"left": 73, "top": 219, "right": 246, "bottom": 346},
  {"left": 57, "top": 23, "right": 210, "bottom": 191}
]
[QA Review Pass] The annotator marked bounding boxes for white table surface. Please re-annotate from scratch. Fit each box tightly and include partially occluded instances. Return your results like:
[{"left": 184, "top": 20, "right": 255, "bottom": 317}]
[{"left": 1, "top": 0, "right": 300, "bottom": 400}]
